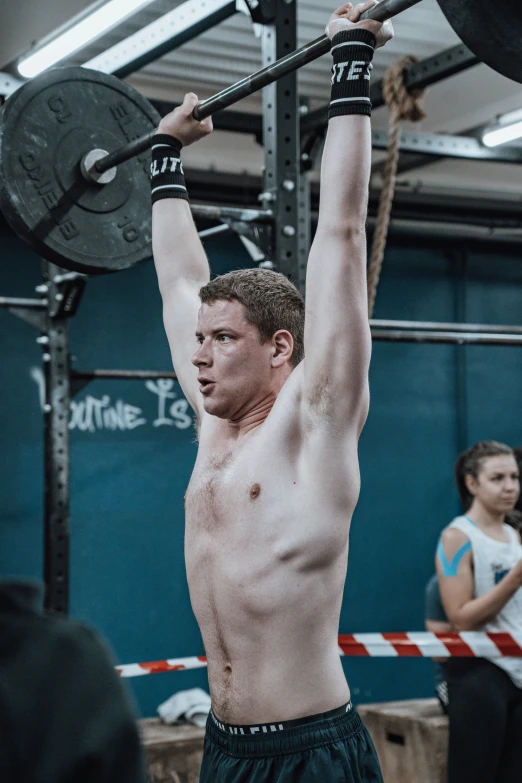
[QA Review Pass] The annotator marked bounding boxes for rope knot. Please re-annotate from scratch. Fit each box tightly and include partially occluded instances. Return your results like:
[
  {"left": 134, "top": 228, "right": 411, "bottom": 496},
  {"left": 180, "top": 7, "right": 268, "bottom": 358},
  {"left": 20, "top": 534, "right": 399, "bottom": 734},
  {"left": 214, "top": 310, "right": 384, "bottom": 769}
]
[{"left": 383, "top": 54, "right": 427, "bottom": 123}]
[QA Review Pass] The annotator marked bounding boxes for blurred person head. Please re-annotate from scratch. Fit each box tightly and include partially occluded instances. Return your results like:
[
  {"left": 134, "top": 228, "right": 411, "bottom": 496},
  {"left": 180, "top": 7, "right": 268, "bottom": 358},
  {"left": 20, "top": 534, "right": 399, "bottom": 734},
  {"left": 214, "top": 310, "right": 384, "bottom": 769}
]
[{"left": 455, "top": 441, "right": 520, "bottom": 518}]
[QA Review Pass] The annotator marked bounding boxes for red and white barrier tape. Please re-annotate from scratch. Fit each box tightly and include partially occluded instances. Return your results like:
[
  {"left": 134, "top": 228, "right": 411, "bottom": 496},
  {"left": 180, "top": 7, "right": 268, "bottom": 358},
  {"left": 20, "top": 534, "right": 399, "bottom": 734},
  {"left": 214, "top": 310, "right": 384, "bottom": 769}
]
[
  {"left": 116, "top": 631, "right": 522, "bottom": 678},
  {"left": 338, "top": 631, "right": 522, "bottom": 658},
  {"left": 117, "top": 656, "right": 208, "bottom": 678}
]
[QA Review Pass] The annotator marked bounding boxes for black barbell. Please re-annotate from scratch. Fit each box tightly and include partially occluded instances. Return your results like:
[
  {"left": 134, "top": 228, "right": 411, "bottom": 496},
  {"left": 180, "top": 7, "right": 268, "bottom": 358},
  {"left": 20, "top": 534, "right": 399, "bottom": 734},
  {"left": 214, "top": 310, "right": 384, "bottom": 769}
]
[{"left": 0, "top": 0, "right": 520, "bottom": 274}]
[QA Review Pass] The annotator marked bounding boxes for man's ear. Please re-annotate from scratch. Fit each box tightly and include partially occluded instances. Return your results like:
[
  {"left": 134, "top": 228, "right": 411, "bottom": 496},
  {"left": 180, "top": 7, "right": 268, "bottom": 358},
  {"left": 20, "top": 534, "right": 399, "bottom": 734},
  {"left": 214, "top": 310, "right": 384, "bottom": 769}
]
[{"left": 271, "top": 330, "right": 294, "bottom": 367}]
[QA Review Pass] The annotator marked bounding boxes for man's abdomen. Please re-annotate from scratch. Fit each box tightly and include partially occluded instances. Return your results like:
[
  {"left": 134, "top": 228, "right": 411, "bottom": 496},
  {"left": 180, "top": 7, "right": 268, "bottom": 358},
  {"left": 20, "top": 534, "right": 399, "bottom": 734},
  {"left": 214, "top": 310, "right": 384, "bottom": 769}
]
[{"left": 188, "top": 540, "right": 350, "bottom": 724}]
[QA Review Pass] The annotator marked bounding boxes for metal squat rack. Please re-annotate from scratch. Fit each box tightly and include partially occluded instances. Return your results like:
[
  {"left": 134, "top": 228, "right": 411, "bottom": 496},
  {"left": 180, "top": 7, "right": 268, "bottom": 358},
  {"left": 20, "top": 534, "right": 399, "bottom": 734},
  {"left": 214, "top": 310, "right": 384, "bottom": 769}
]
[{"left": 1, "top": 0, "right": 522, "bottom": 613}]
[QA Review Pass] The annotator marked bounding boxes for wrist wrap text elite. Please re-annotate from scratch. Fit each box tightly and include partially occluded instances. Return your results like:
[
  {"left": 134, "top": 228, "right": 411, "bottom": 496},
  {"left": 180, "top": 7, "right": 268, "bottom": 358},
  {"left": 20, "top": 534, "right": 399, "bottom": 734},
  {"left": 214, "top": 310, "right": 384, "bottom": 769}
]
[
  {"left": 151, "top": 134, "right": 188, "bottom": 204},
  {"left": 329, "top": 29, "right": 376, "bottom": 120}
]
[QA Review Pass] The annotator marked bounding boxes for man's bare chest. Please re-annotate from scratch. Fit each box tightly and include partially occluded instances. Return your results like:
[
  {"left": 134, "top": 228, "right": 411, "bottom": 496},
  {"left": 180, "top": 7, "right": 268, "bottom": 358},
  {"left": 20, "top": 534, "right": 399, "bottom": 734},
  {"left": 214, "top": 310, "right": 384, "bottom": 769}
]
[{"left": 185, "top": 443, "right": 284, "bottom": 531}]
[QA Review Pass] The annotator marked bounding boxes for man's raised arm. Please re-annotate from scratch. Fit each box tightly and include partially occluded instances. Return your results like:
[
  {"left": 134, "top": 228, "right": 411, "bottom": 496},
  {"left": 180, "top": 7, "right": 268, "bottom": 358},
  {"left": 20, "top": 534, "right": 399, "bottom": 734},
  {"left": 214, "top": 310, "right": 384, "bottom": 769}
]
[
  {"left": 303, "top": 2, "right": 392, "bottom": 434},
  {"left": 152, "top": 94, "right": 213, "bottom": 414}
]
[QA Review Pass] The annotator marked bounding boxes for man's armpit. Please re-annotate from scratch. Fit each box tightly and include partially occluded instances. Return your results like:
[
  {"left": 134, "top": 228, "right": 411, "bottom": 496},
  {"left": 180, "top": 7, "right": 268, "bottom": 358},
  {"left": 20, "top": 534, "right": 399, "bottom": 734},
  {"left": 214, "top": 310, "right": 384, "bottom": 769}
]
[
  {"left": 307, "top": 375, "right": 334, "bottom": 416},
  {"left": 192, "top": 411, "right": 201, "bottom": 442}
]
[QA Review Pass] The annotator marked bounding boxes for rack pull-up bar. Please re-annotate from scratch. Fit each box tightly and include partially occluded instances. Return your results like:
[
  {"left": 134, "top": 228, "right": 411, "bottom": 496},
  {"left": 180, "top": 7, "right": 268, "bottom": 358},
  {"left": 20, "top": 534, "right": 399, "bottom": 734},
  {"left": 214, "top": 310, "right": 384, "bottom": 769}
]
[
  {"left": 372, "top": 319, "right": 522, "bottom": 335},
  {"left": 67, "top": 321, "right": 522, "bottom": 382},
  {"left": 0, "top": 297, "right": 47, "bottom": 309}
]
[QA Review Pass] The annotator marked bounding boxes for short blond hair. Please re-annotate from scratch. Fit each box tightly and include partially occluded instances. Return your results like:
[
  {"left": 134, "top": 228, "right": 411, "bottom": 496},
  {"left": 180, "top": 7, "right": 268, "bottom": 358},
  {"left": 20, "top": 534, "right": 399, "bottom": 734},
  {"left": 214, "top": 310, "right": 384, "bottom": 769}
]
[{"left": 199, "top": 268, "right": 305, "bottom": 365}]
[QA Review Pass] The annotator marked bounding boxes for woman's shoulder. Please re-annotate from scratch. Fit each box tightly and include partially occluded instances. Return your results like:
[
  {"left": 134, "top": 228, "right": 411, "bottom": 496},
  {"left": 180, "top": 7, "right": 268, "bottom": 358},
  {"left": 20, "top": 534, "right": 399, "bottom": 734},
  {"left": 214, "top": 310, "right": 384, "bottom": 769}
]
[
  {"left": 437, "top": 522, "right": 473, "bottom": 577},
  {"left": 444, "top": 515, "right": 474, "bottom": 538},
  {"left": 440, "top": 525, "right": 471, "bottom": 548},
  {"left": 439, "top": 518, "right": 473, "bottom": 556}
]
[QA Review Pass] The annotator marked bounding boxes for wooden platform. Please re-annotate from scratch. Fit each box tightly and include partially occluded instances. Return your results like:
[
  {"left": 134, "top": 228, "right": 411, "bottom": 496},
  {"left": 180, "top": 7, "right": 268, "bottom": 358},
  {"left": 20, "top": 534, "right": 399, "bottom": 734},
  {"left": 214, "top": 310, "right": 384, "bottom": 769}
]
[
  {"left": 358, "top": 698, "right": 448, "bottom": 783},
  {"left": 139, "top": 719, "right": 205, "bottom": 783}
]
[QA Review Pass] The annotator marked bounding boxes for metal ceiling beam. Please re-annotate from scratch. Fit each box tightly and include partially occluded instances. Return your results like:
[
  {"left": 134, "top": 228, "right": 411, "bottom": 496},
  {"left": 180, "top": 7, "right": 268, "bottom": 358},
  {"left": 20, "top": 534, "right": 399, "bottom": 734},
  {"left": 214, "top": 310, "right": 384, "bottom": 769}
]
[
  {"left": 182, "top": 170, "right": 522, "bottom": 247},
  {"left": 372, "top": 43, "right": 480, "bottom": 109},
  {"left": 150, "top": 99, "right": 522, "bottom": 166},
  {"left": 371, "top": 129, "right": 522, "bottom": 164},
  {"left": 184, "top": 168, "right": 522, "bottom": 218}
]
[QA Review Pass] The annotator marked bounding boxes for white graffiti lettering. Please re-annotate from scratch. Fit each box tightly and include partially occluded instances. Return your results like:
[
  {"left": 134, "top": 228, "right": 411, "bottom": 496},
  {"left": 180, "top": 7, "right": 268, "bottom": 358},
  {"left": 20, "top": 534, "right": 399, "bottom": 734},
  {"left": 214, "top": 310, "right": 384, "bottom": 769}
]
[
  {"left": 69, "top": 395, "right": 146, "bottom": 433},
  {"left": 146, "top": 379, "right": 176, "bottom": 426},
  {"left": 169, "top": 398, "right": 192, "bottom": 430},
  {"left": 146, "top": 379, "right": 192, "bottom": 429},
  {"left": 30, "top": 368, "right": 194, "bottom": 433}
]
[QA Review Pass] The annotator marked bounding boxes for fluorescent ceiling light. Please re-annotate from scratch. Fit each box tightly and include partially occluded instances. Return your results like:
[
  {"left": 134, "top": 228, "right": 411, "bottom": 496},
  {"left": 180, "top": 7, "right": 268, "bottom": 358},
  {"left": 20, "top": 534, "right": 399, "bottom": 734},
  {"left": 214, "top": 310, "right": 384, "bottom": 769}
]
[
  {"left": 17, "top": 0, "right": 157, "bottom": 78},
  {"left": 483, "top": 122, "right": 522, "bottom": 148},
  {"left": 482, "top": 109, "right": 522, "bottom": 148},
  {"left": 83, "top": 0, "right": 238, "bottom": 75}
]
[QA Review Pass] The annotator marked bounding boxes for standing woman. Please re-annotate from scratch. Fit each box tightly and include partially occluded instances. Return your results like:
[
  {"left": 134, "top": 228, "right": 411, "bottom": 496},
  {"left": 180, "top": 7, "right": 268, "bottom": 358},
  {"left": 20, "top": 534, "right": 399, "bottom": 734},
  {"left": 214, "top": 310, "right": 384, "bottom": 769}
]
[{"left": 436, "top": 440, "right": 522, "bottom": 783}]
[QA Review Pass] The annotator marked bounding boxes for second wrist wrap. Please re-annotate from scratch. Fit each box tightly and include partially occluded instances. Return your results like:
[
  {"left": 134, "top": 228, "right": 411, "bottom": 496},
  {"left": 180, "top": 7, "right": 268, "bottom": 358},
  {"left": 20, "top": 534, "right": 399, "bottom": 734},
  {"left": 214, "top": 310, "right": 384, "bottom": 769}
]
[
  {"left": 151, "top": 134, "right": 188, "bottom": 204},
  {"left": 328, "top": 28, "right": 376, "bottom": 120}
]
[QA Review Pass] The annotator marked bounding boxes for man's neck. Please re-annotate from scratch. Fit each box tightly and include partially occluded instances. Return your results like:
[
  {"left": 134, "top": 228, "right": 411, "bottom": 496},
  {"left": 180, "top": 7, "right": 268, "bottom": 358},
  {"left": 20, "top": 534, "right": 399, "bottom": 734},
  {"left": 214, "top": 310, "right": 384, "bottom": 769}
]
[{"left": 227, "top": 394, "right": 277, "bottom": 436}]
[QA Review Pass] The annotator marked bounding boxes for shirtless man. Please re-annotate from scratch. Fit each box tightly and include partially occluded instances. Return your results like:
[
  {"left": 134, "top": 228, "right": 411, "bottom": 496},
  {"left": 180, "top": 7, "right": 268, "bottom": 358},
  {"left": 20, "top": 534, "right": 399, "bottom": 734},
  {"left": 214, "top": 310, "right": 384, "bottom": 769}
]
[{"left": 151, "top": 3, "right": 392, "bottom": 780}]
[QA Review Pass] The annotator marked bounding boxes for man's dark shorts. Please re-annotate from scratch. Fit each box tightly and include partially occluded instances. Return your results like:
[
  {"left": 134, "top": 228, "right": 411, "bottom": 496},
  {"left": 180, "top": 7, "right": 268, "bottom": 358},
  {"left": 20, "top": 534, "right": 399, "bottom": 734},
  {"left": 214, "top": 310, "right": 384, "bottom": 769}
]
[{"left": 199, "top": 703, "right": 384, "bottom": 782}]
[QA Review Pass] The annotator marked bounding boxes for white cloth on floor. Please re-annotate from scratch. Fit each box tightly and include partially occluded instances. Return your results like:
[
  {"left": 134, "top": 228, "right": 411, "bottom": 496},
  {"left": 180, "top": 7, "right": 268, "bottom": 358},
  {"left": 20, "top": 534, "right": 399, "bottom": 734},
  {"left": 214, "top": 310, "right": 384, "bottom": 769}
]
[{"left": 157, "top": 687, "right": 211, "bottom": 728}]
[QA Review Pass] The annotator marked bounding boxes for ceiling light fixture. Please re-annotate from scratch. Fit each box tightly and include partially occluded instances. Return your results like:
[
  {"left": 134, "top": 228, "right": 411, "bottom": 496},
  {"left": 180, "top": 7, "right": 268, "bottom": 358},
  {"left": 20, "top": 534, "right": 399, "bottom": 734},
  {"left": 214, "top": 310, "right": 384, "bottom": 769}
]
[
  {"left": 482, "top": 109, "right": 522, "bottom": 148},
  {"left": 17, "top": 0, "right": 157, "bottom": 78},
  {"left": 83, "top": 0, "right": 240, "bottom": 78}
]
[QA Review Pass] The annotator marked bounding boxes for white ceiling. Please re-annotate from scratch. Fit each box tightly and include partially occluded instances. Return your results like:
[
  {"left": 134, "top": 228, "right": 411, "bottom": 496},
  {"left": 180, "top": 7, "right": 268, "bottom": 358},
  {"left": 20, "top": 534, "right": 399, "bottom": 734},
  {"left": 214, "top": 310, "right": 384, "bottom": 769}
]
[{"left": 1, "top": 0, "right": 522, "bottom": 198}]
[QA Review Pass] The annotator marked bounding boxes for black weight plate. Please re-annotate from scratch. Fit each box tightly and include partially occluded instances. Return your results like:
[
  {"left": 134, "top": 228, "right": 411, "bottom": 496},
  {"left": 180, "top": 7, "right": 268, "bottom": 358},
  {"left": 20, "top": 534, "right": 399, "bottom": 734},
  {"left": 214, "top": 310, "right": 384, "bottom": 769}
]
[
  {"left": 438, "top": 0, "right": 522, "bottom": 85},
  {"left": 0, "top": 67, "right": 161, "bottom": 274}
]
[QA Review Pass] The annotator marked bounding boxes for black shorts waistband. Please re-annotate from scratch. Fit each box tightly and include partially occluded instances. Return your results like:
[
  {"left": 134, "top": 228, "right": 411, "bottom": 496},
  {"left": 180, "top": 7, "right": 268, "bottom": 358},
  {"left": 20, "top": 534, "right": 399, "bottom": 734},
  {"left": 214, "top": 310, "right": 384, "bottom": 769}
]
[
  {"left": 206, "top": 702, "right": 364, "bottom": 758},
  {"left": 211, "top": 701, "right": 353, "bottom": 735}
]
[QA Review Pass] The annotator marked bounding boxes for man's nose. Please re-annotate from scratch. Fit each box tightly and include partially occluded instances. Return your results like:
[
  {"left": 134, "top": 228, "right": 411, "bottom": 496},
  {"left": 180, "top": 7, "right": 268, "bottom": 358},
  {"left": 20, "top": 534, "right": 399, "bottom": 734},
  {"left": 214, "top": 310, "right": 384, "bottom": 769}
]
[{"left": 192, "top": 342, "right": 210, "bottom": 367}]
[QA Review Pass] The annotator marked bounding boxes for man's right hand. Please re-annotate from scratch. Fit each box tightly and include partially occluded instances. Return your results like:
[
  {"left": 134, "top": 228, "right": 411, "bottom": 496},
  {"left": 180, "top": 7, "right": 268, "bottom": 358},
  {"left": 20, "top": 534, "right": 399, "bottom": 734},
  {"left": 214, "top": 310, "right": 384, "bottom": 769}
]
[
  {"left": 326, "top": 1, "right": 394, "bottom": 48},
  {"left": 157, "top": 92, "right": 213, "bottom": 147}
]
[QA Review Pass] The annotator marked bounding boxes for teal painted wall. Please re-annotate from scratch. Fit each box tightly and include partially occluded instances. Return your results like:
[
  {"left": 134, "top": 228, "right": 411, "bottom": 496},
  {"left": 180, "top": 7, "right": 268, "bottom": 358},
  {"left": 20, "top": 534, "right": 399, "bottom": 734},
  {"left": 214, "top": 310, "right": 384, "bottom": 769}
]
[{"left": 1, "top": 219, "right": 521, "bottom": 716}]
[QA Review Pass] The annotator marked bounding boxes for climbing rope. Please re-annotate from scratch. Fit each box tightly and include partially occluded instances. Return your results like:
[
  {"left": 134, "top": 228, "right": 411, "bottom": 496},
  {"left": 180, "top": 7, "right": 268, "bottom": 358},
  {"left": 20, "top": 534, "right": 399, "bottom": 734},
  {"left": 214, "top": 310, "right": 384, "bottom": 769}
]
[{"left": 367, "top": 55, "right": 427, "bottom": 317}]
